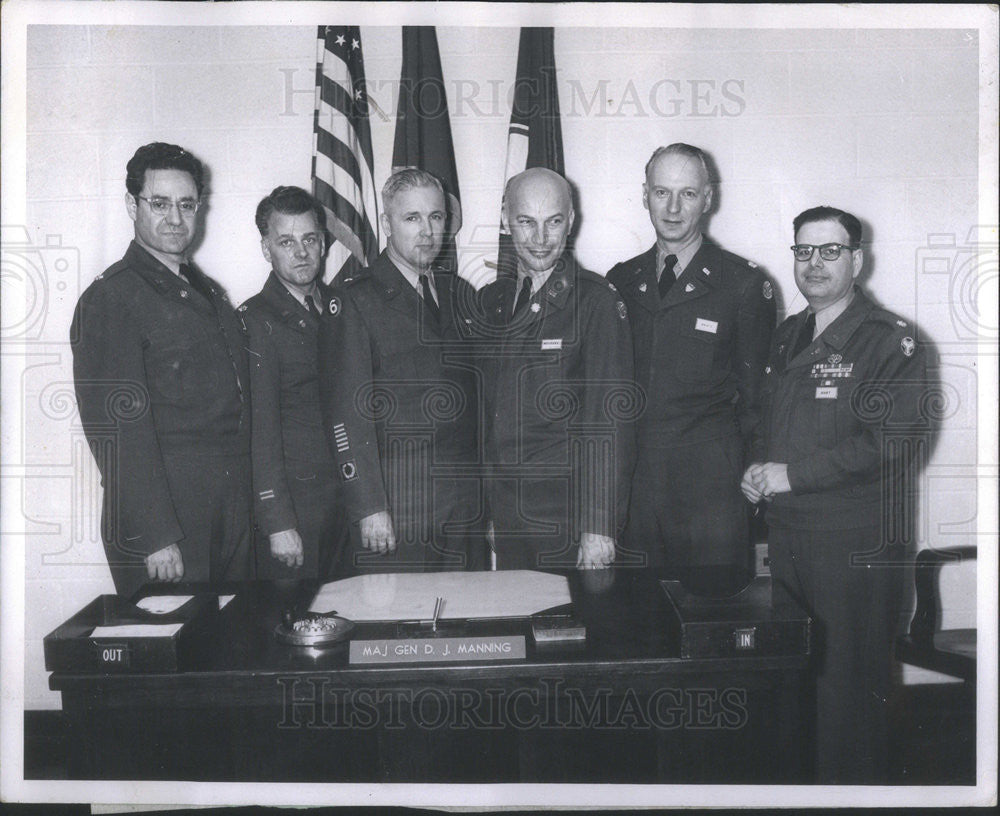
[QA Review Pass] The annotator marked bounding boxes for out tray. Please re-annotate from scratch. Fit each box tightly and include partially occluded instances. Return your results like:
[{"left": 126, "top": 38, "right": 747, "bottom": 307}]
[{"left": 44, "top": 593, "right": 218, "bottom": 673}]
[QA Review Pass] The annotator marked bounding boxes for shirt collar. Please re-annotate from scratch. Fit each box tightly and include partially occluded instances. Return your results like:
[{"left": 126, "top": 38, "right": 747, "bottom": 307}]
[
  {"left": 273, "top": 274, "right": 319, "bottom": 308},
  {"left": 515, "top": 265, "right": 555, "bottom": 297},
  {"left": 656, "top": 233, "right": 703, "bottom": 279},
  {"left": 387, "top": 246, "right": 437, "bottom": 298}
]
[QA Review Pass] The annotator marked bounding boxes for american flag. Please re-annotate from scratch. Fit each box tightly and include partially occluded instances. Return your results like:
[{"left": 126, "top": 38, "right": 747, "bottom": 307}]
[{"left": 312, "top": 25, "right": 379, "bottom": 282}]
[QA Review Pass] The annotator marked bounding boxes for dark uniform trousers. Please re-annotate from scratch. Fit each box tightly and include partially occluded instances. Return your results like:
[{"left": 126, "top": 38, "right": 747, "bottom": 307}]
[
  {"left": 318, "top": 253, "right": 485, "bottom": 573},
  {"left": 478, "top": 255, "right": 637, "bottom": 570},
  {"left": 754, "top": 287, "right": 930, "bottom": 783},
  {"left": 607, "top": 240, "right": 775, "bottom": 593},
  {"left": 71, "top": 241, "right": 253, "bottom": 597},
  {"left": 241, "top": 273, "right": 349, "bottom": 580}
]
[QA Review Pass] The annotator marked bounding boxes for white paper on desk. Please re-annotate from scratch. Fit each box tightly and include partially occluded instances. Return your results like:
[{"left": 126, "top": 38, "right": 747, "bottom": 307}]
[
  {"left": 89, "top": 623, "right": 185, "bottom": 639},
  {"left": 308, "top": 570, "right": 571, "bottom": 621},
  {"left": 134, "top": 595, "right": 194, "bottom": 614}
]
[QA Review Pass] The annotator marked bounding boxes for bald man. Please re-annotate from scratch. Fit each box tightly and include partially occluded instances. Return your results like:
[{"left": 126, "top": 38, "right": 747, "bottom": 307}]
[{"left": 479, "top": 168, "right": 636, "bottom": 570}]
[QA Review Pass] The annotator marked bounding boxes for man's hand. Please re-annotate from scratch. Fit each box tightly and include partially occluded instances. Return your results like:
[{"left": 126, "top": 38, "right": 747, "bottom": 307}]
[
  {"left": 747, "top": 462, "right": 791, "bottom": 499},
  {"left": 145, "top": 543, "right": 184, "bottom": 582},
  {"left": 741, "top": 463, "right": 766, "bottom": 503},
  {"left": 360, "top": 511, "right": 396, "bottom": 555},
  {"left": 270, "top": 529, "right": 304, "bottom": 568},
  {"left": 577, "top": 533, "right": 615, "bottom": 569}
]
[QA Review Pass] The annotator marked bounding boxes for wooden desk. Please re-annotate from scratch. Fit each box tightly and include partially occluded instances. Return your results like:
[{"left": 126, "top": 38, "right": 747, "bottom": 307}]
[{"left": 49, "top": 569, "right": 810, "bottom": 783}]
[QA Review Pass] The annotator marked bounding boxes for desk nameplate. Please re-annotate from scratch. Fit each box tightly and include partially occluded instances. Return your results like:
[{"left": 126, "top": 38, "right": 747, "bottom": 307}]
[{"left": 349, "top": 635, "right": 526, "bottom": 664}]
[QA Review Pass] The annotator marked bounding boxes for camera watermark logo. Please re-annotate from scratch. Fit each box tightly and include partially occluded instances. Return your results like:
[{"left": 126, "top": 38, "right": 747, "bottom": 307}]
[
  {"left": 1, "top": 225, "right": 81, "bottom": 343},
  {"left": 915, "top": 226, "right": 998, "bottom": 346}
]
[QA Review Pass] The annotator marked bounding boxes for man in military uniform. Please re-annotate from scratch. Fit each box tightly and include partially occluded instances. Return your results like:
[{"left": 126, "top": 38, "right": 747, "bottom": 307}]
[
  {"left": 318, "top": 169, "right": 483, "bottom": 572},
  {"left": 479, "top": 168, "right": 636, "bottom": 570},
  {"left": 72, "top": 142, "right": 253, "bottom": 596},
  {"left": 240, "top": 186, "right": 349, "bottom": 579},
  {"left": 742, "top": 206, "right": 930, "bottom": 783},
  {"left": 608, "top": 143, "right": 775, "bottom": 594}
]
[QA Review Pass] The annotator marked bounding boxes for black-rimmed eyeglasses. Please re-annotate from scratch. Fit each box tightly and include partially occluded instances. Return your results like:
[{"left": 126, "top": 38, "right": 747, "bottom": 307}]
[
  {"left": 135, "top": 195, "right": 201, "bottom": 216},
  {"left": 790, "top": 243, "right": 858, "bottom": 262}
]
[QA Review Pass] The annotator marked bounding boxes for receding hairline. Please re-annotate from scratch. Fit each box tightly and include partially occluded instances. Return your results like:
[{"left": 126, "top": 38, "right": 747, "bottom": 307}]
[
  {"left": 644, "top": 144, "right": 711, "bottom": 188},
  {"left": 503, "top": 168, "right": 573, "bottom": 215}
]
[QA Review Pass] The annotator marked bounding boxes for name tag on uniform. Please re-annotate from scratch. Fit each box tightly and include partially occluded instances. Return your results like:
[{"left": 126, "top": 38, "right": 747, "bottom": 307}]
[
  {"left": 541, "top": 338, "right": 562, "bottom": 350},
  {"left": 695, "top": 318, "right": 718, "bottom": 334},
  {"left": 815, "top": 386, "right": 838, "bottom": 399}
]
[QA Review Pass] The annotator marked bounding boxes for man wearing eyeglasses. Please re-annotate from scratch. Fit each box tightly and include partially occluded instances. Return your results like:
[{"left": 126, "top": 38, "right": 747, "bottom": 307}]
[
  {"left": 72, "top": 142, "right": 253, "bottom": 597},
  {"left": 607, "top": 144, "right": 775, "bottom": 595},
  {"left": 742, "top": 206, "right": 929, "bottom": 783}
]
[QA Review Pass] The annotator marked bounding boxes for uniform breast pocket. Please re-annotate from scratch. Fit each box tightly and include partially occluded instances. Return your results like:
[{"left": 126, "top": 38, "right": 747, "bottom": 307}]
[
  {"left": 788, "top": 379, "right": 838, "bottom": 450},
  {"left": 674, "top": 320, "right": 721, "bottom": 383},
  {"left": 144, "top": 326, "right": 221, "bottom": 404}
]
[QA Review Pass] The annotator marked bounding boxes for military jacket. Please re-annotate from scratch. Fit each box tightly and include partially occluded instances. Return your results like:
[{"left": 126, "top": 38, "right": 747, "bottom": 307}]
[
  {"left": 241, "top": 272, "right": 334, "bottom": 537},
  {"left": 71, "top": 240, "right": 250, "bottom": 557},
  {"left": 607, "top": 239, "right": 775, "bottom": 446},
  {"left": 317, "top": 252, "right": 479, "bottom": 526},
  {"left": 753, "top": 287, "right": 930, "bottom": 530},
  {"left": 478, "top": 255, "right": 637, "bottom": 539}
]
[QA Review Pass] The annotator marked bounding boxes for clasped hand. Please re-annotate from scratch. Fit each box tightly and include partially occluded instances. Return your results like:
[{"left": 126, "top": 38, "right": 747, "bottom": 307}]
[{"left": 740, "top": 462, "right": 790, "bottom": 503}]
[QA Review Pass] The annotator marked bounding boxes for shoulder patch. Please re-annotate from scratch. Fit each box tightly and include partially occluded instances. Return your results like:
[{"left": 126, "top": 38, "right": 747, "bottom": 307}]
[
  {"left": 328, "top": 296, "right": 341, "bottom": 316},
  {"left": 900, "top": 336, "right": 915, "bottom": 357}
]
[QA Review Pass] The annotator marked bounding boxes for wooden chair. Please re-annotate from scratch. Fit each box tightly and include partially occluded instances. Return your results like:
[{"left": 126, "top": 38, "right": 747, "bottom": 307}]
[{"left": 896, "top": 545, "right": 976, "bottom": 683}]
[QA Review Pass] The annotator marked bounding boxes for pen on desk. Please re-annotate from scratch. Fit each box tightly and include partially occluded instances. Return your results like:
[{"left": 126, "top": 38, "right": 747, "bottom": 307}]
[{"left": 432, "top": 597, "right": 443, "bottom": 632}]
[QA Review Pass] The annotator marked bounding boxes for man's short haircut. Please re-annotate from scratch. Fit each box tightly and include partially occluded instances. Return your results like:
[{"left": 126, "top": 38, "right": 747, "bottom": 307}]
[
  {"left": 793, "top": 206, "right": 863, "bottom": 247},
  {"left": 381, "top": 168, "right": 444, "bottom": 210},
  {"left": 126, "top": 142, "right": 205, "bottom": 197},
  {"left": 644, "top": 143, "right": 711, "bottom": 184},
  {"left": 255, "top": 186, "right": 327, "bottom": 238}
]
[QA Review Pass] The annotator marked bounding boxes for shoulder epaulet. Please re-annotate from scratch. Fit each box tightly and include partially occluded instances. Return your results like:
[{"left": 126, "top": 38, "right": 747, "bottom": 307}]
[
  {"left": 719, "top": 247, "right": 759, "bottom": 272},
  {"left": 870, "top": 307, "right": 914, "bottom": 334},
  {"left": 98, "top": 258, "right": 130, "bottom": 280},
  {"left": 334, "top": 270, "right": 369, "bottom": 289},
  {"left": 575, "top": 266, "right": 607, "bottom": 287}
]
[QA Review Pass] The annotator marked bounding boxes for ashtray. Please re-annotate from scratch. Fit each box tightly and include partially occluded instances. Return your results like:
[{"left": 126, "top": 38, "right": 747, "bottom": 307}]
[{"left": 274, "top": 611, "right": 356, "bottom": 647}]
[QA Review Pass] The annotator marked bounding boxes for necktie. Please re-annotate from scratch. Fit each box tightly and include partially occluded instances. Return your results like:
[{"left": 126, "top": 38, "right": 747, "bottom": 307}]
[
  {"left": 790, "top": 311, "right": 816, "bottom": 360},
  {"left": 512, "top": 276, "right": 532, "bottom": 320},
  {"left": 304, "top": 295, "right": 320, "bottom": 317},
  {"left": 419, "top": 274, "right": 440, "bottom": 322},
  {"left": 658, "top": 254, "right": 678, "bottom": 299},
  {"left": 180, "top": 263, "right": 215, "bottom": 306}
]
